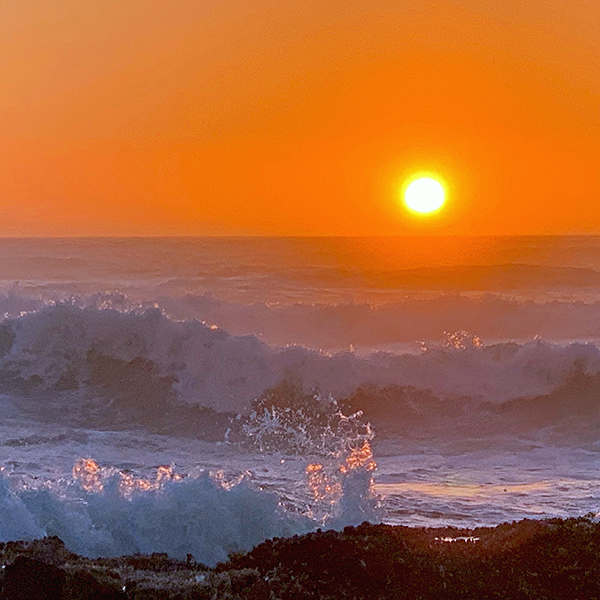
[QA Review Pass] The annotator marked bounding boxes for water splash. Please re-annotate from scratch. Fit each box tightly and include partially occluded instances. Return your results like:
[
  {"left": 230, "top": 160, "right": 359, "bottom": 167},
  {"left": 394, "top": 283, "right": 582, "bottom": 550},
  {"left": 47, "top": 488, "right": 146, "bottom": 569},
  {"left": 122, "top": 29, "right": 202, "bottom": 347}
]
[
  {"left": 306, "top": 439, "right": 380, "bottom": 526},
  {"left": 239, "top": 380, "right": 373, "bottom": 457},
  {"left": 306, "top": 440, "right": 377, "bottom": 502},
  {"left": 238, "top": 381, "right": 381, "bottom": 526}
]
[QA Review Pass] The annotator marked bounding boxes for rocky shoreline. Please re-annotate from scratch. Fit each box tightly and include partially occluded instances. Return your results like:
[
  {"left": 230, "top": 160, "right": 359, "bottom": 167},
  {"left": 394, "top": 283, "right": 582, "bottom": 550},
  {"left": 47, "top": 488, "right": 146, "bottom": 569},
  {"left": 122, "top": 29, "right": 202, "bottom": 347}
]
[{"left": 2, "top": 517, "right": 600, "bottom": 599}]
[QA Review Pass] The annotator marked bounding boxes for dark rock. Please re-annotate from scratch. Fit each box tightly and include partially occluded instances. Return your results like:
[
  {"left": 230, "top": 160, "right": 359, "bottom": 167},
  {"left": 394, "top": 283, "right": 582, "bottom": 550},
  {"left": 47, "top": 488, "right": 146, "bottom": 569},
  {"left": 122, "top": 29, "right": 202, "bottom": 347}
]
[
  {"left": 63, "top": 569, "right": 126, "bottom": 600},
  {"left": 221, "top": 518, "right": 600, "bottom": 599},
  {"left": 5, "top": 520, "right": 600, "bottom": 599},
  {"left": 1, "top": 556, "right": 66, "bottom": 600}
]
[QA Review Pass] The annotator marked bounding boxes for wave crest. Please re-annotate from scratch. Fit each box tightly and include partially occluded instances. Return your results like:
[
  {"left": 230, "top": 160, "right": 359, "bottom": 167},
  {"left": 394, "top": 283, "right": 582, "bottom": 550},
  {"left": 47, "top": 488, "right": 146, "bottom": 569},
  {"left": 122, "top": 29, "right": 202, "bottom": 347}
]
[{"left": 2, "top": 302, "right": 600, "bottom": 418}]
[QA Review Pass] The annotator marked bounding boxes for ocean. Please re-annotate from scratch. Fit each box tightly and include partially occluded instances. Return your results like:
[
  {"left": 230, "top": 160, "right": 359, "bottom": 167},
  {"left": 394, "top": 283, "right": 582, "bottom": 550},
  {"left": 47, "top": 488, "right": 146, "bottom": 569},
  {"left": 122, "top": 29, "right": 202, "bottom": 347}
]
[{"left": 2, "top": 235, "right": 600, "bottom": 566}]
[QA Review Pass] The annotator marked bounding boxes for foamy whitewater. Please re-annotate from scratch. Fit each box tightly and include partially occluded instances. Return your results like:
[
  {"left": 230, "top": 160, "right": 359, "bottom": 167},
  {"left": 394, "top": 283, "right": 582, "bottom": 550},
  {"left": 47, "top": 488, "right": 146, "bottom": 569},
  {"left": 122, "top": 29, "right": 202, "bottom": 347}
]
[{"left": 2, "top": 236, "right": 600, "bottom": 565}]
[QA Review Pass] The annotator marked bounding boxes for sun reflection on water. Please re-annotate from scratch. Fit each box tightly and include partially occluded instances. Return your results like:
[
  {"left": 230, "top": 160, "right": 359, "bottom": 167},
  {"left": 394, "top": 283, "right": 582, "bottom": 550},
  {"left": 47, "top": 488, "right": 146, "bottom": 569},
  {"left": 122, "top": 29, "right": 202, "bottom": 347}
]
[
  {"left": 72, "top": 458, "right": 182, "bottom": 497},
  {"left": 306, "top": 440, "right": 377, "bottom": 503}
]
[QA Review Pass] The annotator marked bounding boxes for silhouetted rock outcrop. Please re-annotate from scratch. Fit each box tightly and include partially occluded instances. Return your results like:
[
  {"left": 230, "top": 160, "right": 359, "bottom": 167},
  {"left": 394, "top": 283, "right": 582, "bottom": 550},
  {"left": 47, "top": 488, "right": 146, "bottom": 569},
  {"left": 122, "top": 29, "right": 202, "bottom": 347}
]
[
  {"left": 2, "top": 557, "right": 66, "bottom": 600},
  {"left": 3, "top": 519, "right": 600, "bottom": 598}
]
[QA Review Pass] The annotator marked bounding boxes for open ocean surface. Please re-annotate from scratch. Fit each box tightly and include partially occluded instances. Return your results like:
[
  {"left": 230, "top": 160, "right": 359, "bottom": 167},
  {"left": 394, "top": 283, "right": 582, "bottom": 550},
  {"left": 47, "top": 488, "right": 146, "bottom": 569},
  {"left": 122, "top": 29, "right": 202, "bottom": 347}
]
[{"left": 2, "top": 235, "right": 600, "bottom": 565}]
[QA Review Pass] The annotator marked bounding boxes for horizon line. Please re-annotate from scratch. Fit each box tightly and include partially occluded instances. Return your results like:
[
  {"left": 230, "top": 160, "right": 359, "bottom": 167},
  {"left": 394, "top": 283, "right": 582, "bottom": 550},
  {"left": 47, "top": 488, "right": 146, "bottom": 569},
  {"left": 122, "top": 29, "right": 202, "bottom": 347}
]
[{"left": 2, "top": 232, "right": 600, "bottom": 241}]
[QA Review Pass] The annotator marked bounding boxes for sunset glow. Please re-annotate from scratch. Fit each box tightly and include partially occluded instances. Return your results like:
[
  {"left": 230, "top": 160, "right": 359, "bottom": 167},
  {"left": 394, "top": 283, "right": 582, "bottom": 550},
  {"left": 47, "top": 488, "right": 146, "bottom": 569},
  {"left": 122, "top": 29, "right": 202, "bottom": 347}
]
[{"left": 0, "top": 1, "right": 598, "bottom": 236}]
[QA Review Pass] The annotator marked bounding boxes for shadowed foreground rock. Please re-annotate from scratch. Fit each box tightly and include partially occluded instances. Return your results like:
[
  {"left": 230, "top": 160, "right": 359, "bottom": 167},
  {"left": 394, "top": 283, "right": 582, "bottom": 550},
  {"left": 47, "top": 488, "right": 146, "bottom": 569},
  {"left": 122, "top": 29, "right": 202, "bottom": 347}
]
[
  {"left": 2, "top": 518, "right": 600, "bottom": 599},
  {"left": 2, "top": 557, "right": 66, "bottom": 600}
]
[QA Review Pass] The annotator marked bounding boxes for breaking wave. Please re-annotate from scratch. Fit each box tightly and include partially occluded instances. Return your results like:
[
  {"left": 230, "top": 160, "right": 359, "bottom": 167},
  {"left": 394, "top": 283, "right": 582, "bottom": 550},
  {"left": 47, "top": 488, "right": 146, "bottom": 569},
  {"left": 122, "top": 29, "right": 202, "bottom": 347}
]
[
  {"left": 2, "top": 300, "right": 600, "bottom": 416},
  {"left": 0, "top": 465, "right": 311, "bottom": 566},
  {"left": 0, "top": 442, "right": 382, "bottom": 567}
]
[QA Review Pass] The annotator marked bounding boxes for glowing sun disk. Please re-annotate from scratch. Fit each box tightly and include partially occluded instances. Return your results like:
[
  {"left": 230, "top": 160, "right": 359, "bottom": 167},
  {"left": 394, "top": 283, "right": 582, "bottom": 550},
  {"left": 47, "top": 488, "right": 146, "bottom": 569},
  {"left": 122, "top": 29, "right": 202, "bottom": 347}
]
[{"left": 404, "top": 177, "right": 446, "bottom": 214}]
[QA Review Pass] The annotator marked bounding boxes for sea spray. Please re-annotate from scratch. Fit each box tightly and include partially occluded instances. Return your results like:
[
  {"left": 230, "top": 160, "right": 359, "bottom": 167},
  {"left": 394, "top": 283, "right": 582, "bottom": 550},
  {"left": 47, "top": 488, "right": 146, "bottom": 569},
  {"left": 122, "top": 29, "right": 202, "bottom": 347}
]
[
  {"left": 236, "top": 380, "right": 382, "bottom": 526},
  {"left": 237, "top": 380, "right": 373, "bottom": 456},
  {"left": 305, "top": 440, "right": 380, "bottom": 527}
]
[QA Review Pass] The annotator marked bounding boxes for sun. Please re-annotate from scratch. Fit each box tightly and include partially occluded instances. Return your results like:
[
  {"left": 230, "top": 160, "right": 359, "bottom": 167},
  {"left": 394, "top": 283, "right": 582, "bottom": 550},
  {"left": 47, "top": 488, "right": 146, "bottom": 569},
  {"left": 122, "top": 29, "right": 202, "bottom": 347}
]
[{"left": 403, "top": 176, "right": 446, "bottom": 214}]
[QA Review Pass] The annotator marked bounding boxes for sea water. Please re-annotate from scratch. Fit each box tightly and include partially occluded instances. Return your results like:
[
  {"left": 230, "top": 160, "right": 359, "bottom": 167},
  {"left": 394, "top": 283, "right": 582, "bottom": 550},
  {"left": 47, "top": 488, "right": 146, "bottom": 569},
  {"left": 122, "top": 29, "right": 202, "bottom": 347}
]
[{"left": 2, "top": 236, "right": 600, "bottom": 565}]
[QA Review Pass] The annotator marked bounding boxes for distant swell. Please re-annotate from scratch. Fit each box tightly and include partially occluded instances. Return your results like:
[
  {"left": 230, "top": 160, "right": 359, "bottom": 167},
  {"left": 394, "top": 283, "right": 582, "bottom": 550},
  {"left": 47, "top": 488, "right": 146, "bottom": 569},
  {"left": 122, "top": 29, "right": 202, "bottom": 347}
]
[{"left": 6, "top": 289, "right": 600, "bottom": 351}]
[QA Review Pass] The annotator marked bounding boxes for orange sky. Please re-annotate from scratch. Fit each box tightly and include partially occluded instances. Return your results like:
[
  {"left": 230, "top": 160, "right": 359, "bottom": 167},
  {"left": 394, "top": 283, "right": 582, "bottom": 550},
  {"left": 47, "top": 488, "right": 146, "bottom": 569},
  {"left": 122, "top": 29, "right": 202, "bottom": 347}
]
[{"left": 1, "top": 0, "right": 599, "bottom": 237}]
